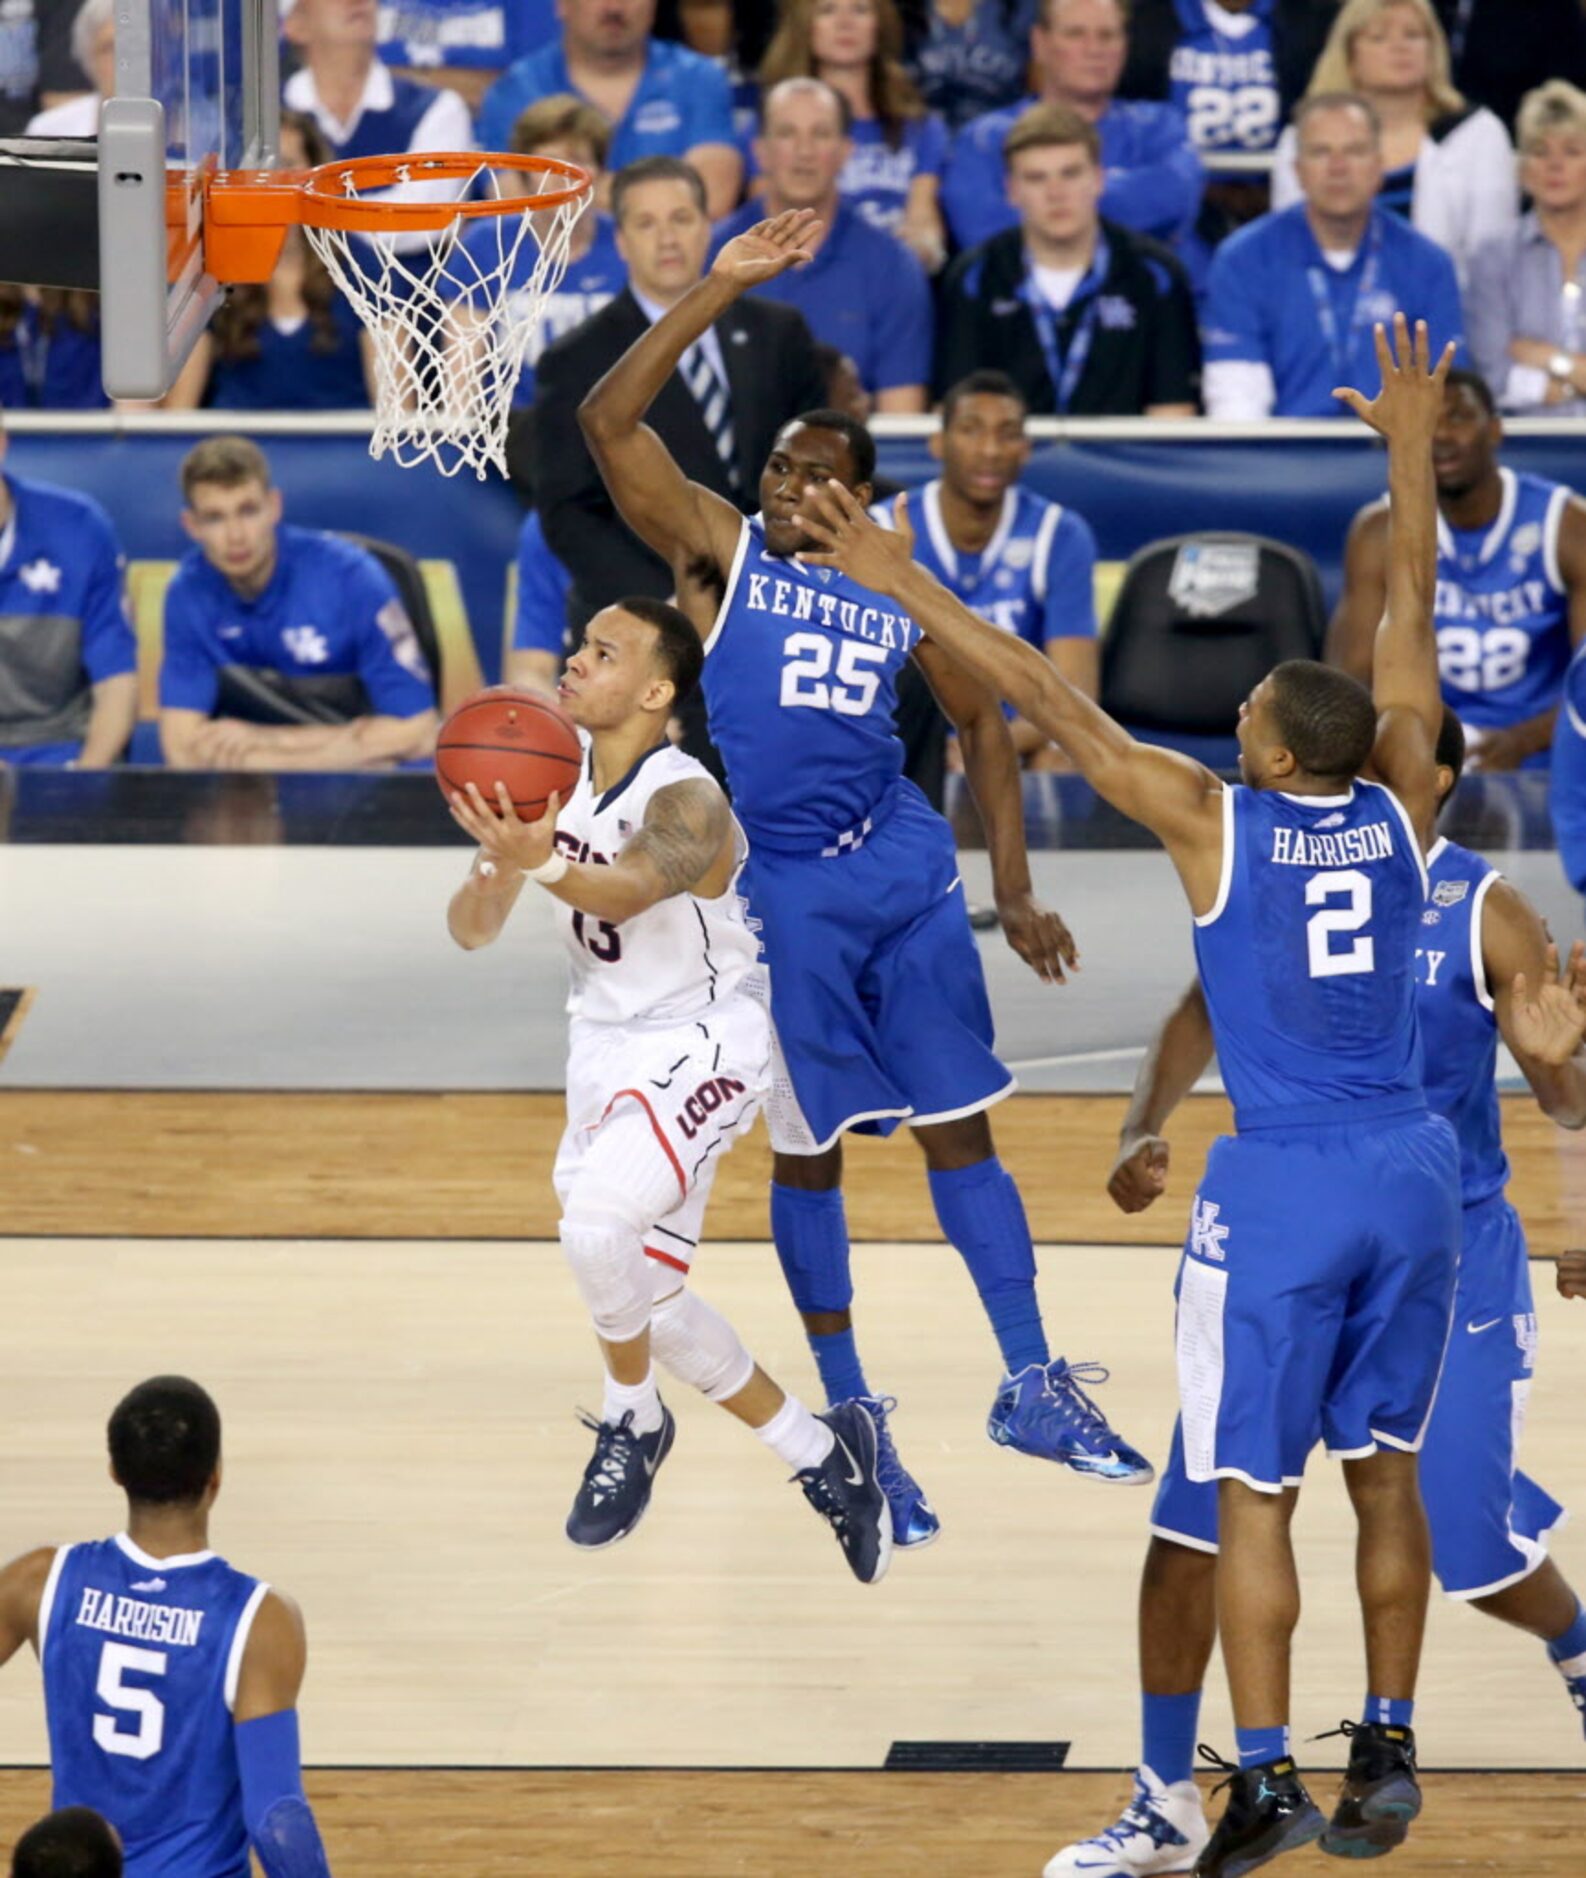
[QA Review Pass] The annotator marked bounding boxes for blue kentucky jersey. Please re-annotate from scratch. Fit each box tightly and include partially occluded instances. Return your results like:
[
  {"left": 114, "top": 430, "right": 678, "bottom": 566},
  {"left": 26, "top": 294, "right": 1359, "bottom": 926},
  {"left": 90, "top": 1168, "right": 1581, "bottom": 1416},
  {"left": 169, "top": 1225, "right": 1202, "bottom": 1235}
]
[
  {"left": 1169, "top": 0, "right": 1281, "bottom": 153},
  {"left": 1435, "top": 467, "right": 1573, "bottom": 742},
  {"left": 1193, "top": 781, "right": 1428, "bottom": 1125},
  {"left": 1552, "top": 643, "right": 1586, "bottom": 894},
  {"left": 41, "top": 1535, "right": 267, "bottom": 1877},
  {"left": 873, "top": 479, "right": 1097, "bottom": 649},
  {"left": 702, "top": 516, "right": 922, "bottom": 850},
  {"left": 1417, "top": 837, "right": 1508, "bottom": 1206}
]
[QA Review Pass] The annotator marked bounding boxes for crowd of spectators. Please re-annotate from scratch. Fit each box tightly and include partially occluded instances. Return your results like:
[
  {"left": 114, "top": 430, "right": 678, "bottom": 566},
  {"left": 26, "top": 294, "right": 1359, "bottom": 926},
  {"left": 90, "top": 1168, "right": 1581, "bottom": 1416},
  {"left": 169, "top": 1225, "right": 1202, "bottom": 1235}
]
[{"left": 5, "top": 0, "right": 1586, "bottom": 811}]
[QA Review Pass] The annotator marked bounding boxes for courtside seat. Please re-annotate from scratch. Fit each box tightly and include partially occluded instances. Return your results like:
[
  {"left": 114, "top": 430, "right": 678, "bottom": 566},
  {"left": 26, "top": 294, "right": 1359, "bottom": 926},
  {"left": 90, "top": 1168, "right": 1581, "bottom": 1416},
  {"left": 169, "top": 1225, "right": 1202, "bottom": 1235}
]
[{"left": 1099, "top": 534, "right": 1326, "bottom": 770}]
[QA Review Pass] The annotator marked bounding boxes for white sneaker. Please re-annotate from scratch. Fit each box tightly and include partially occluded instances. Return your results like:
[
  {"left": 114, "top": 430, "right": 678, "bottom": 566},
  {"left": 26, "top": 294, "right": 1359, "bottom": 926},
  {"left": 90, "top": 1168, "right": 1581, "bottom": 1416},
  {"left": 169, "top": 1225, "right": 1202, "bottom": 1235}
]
[{"left": 1044, "top": 1765, "right": 1208, "bottom": 1876}]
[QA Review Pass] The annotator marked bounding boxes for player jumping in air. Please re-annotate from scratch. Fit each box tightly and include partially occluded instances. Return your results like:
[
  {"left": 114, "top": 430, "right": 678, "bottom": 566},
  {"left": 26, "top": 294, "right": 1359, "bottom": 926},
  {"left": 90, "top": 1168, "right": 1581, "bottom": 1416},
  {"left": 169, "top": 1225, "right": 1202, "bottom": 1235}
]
[
  {"left": 792, "top": 317, "right": 1468, "bottom": 1876},
  {"left": 577, "top": 211, "right": 1152, "bottom": 1554},
  {"left": 447, "top": 596, "right": 891, "bottom": 1585},
  {"left": 0, "top": 1377, "right": 333, "bottom": 1878},
  {"left": 1050, "top": 708, "right": 1586, "bottom": 1877}
]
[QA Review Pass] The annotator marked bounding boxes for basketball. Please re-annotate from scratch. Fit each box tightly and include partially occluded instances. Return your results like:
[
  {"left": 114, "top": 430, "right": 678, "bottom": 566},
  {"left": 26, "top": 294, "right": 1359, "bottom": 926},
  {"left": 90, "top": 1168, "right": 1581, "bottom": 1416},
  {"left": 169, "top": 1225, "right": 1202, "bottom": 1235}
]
[{"left": 435, "top": 687, "right": 583, "bottom": 818}]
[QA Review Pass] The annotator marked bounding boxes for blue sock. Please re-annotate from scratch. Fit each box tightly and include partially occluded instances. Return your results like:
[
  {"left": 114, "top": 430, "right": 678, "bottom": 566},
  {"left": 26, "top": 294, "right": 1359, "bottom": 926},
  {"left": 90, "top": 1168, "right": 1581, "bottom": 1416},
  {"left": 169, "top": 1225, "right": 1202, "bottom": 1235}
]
[
  {"left": 1546, "top": 1599, "right": 1586, "bottom": 1666},
  {"left": 1236, "top": 1724, "right": 1290, "bottom": 1769},
  {"left": 770, "top": 1184, "right": 867, "bottom": 1407},
  {"left": 1363, "top": 1694, "right": 1415, "bottom": 1729},
  {"left": 1142, "top": 1690, "right": 1201, "bottom": 1787},
  {"left": 927, "top": 1159, "right": 1049, "bottom": 1374}
]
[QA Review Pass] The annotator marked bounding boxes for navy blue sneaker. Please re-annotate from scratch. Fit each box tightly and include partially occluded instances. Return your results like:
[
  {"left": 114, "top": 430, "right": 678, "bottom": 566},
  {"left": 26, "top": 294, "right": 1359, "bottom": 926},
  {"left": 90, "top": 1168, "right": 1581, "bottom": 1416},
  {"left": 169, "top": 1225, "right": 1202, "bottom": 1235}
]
[
  {"left": 987, "top": 1359, "right": 1154, "bottom": 1484},
  {"left": 855, "top": 1393, "right": 940, "bottom": 1548},
  {"left": 795, "top": 1400, "right": 893, "bottom": 1585},
  {"left": 1193, "top": 1749, "right": 1325, "bottom": 1877},
  {"left": 1318, "top": 1721, "right": 1421, "bottom": 1859},
  {"left": 565, "top": 1406, "right": 675, "bottom": 1549}
]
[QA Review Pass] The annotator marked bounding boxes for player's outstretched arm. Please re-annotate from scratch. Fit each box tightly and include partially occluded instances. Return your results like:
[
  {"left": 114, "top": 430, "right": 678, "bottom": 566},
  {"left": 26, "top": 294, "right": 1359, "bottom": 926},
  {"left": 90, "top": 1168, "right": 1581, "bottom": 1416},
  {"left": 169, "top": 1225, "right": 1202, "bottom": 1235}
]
[
  {"left": 0, "top": 1548, "right": 54, "bottom": 1667},
  {"left": 1485, "top": 883, "right": 1586, "bottom": 1127},
  {"left": 1109, "top": 980, "right": 1216, "bottom": 1214},
  {"left": 793, "top": 482, "right": 1227, "bottom": 902},
  {"left": 1334, "top": 315, "right": 1455, "bottom": 849},
  {"left": 578, "top": 212, "right": 819, "bottom": 599},
  {"left": 233, "top": 1590, "right": 332, "bottom": 1877},
  {"left": 912, "top": 637, "right": 1078, "bottom": 985},
  {"left": 449, "top": 777, "right": 734, "bottom": 925}
]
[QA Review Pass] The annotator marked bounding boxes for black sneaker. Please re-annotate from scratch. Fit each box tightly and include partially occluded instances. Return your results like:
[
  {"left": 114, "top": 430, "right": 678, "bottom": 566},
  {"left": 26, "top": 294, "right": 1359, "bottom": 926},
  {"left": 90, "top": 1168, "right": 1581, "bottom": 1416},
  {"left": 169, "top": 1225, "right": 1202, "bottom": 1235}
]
[
  {"left": 794, "top": 1399, "right": 894, "bottom": 1585},
  {"left": 1318, "top": 1720, "right": 1421, "bottom": 1859},
  {"left": 565, "top": 1406, "right": 675, "bottom": 1549},
  {"left": 1193, "top": 1747, "right": 1326, "bottom": 1876}
]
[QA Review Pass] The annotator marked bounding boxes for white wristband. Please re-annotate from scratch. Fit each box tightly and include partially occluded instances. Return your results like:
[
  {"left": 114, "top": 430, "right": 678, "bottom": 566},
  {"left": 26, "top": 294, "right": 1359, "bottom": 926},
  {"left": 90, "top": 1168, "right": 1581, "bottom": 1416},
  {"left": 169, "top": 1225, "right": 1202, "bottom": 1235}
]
[{"left": 528, "top": 851, "right": 569, "bottom": 885}]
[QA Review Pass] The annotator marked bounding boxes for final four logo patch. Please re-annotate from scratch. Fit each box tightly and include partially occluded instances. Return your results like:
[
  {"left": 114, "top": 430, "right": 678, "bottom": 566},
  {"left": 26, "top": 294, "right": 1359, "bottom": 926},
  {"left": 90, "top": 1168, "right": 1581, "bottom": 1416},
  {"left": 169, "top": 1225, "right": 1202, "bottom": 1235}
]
[{"left": 1432, "top": 879, "right": 1470, "bottom": 908}]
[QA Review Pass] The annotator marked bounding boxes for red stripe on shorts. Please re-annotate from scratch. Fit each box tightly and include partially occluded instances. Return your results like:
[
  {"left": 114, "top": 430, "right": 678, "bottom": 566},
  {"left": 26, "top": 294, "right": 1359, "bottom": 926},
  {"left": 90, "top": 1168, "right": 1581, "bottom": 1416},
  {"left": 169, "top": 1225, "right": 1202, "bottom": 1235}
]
[
  {"left": 644, "top": 1245, "right": 691, "bottom": 1274},
  {"left": 599, "top": 1087, "right": 688, "bottom": 1200}
]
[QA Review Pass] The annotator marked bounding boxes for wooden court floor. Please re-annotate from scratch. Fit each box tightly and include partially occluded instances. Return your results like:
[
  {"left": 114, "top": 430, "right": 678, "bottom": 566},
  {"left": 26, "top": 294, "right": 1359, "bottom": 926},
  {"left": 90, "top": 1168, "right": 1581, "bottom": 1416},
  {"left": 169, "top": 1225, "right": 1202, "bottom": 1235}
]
[{"left": 0, "top": 1767, "right": 1582, "bottom": 1876}]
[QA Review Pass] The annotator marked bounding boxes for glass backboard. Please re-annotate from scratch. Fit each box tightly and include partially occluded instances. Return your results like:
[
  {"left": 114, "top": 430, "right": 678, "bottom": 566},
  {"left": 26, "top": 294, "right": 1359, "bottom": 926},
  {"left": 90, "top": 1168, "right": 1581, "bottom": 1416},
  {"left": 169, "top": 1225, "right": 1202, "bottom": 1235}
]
[{"left": 99, "top": 0, "right": 278, "bottom": 398}]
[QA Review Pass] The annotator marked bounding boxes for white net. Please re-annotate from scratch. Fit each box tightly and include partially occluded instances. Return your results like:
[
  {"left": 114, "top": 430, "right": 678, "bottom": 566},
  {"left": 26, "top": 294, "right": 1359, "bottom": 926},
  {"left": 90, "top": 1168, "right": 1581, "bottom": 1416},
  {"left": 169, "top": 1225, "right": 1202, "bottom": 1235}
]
[{"left": 304, "top": 160, "right": 588, "bottom": 480}]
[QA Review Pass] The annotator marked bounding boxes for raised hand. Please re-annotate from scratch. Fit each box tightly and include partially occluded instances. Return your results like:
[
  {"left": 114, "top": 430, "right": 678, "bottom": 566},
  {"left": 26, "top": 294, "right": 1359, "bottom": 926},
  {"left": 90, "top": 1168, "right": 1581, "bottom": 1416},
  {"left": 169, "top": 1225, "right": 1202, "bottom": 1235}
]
[
  {"left": 1333, "top": 313, "right": 1455, "bottom": 444},
  {"left": 1108, "top": 1135, "right": 1171, "bottom": 1214},
  {"left": 449, "top": 781, "right": 561, "bottom": 875},
  {"left": 792, "top": 483, "right": 915, "bottom": 596},
  {"left": 709, "top": 209, "right": 820, "bottom": 289},
  {"left": 997, "top": 889, "right": 1079, "bottom": 986},
  {"left": 1509, "top": 940, "right": 1586, "bottom": 1067}
]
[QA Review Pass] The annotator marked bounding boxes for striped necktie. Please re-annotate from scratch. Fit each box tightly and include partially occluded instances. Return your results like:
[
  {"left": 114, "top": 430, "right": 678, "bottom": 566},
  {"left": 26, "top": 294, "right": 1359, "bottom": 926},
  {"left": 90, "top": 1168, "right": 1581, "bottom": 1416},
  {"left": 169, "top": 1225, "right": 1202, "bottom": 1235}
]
[{"left": 682, "top": 340, "right": 736, "bottom": 485}]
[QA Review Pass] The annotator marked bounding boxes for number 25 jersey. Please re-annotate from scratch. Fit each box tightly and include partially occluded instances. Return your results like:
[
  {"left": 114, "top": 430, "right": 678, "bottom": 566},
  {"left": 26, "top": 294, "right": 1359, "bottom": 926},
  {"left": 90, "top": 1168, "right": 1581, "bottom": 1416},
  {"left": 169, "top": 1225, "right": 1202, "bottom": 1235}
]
[
  {"left": 40, "top": 1534, "right": 267, "bottom": 1878},
  {"left": 701, "top": 516, "right": 923, "bottom": 852},
  {"left": 1192, "top": 781, "right": 1428, "bottom": 1126}
]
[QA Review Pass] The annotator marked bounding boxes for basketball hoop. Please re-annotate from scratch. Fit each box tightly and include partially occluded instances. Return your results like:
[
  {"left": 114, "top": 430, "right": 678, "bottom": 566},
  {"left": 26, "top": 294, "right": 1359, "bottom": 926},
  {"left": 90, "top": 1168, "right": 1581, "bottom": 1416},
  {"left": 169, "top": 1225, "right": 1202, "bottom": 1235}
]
[{"left": 205, "top": 153, "right": 593, "bottom": 479}]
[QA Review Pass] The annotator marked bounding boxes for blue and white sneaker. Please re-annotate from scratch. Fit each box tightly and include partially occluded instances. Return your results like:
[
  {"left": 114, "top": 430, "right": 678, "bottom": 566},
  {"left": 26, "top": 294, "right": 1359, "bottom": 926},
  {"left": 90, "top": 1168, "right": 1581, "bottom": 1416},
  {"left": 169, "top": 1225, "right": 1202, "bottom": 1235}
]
[
  {"left": 1558, "top": 1652, "right": 1586, "bottom": 1737},
  {"left": 565, "top": 1406, "right": 676, "bottom": 1548},
  {"left": 795, "top": 1399, "right": 894, "bottom": 1585},
  {"left": 855, "top": 1393, "right": 940, "bottom": 1548},
  {"left": 1045, "top": 1765, "right": 1208, "bottom": 1875},
  {"left": 987, "top": 1359, "right": 1154, "bottom": 1484}
]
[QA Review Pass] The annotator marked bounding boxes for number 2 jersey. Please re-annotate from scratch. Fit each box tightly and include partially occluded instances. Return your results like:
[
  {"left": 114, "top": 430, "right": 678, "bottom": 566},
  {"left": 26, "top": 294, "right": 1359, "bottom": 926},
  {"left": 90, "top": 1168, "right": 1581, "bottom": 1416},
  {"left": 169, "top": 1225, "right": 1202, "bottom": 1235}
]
[
  {"left": 40, "top": 1534, "right": 267, "bottom": 1877},
  {"left": 1193, "top": 780, "right": 1428, "bottom": 1126},
  {"left": 550, "top": 737, "right": 761, "bottom": 1026},
  {"left": 702, "top": 516, "right": 923, "bottom": 852}
]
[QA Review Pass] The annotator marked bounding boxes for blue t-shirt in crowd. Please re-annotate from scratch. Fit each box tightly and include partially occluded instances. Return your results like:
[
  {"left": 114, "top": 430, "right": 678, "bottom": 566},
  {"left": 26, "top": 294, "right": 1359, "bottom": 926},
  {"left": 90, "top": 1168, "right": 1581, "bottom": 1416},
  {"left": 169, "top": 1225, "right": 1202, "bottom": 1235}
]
[
  {"left": 709, "top": 201, "right": 932, "bottom": 395},
  {"left": 1169, "top": 0, "right": 1282, "bottom": 153},
  {"left": 514, "top": 510, "right": 573, "bottom": 656},
  {"left": 876, "top": 478, "right": 1097, "bottom": 649},
  {"left": 376, "top": 0, "right": 557, "bottom": 72},
  {"left": 1202, "top": 204, "right": 1466, "bottom": 417},
  {"left": 840, "top": 115, "right": 950, "bottom": 238},
  {"left": 907, "top": 0, "right": 1040, "bottom": 131},
  {"left": 477, "top": 36, "right": 734, "bottom": 162},
  {"left": 941, "top": 96, "right": 1206, "bottom": 253},
  {"left": 207, "top": 298, "right": 369, "bottom": 411},
  {"left": 160, "top": 525, "right": 436, "bottom": 719},
  {"left": 0, "top": 308, "right": 107, "bottom": 410},
  {"left": 439, "top": 211, "right": 626, "bottom": 408}
]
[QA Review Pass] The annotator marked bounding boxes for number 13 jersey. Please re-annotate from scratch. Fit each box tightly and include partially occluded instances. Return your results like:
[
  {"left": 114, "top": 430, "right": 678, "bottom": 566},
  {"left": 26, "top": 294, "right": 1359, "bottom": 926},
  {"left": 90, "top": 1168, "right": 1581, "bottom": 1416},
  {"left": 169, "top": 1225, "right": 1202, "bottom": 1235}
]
[
  {"left": 701, "top": 516, "right": 924, "bottom": 851},
  {"left": 40, "top": 1534, "right": 267, "bottom": 1878},
  {"left": 1192, "top": 781, "right": 1428, "bottom": 1127}
]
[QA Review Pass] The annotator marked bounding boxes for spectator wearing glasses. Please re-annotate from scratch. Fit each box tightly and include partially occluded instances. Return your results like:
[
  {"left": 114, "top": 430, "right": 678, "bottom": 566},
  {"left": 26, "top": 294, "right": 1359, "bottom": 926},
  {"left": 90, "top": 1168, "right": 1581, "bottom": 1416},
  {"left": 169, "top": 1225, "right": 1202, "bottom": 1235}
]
[
  {"left": 1269, "top": 0, "right": 1516, "bottom": 285},
  {"left": 1202, "top": 91, "right": 1464, "bottom": 418}
]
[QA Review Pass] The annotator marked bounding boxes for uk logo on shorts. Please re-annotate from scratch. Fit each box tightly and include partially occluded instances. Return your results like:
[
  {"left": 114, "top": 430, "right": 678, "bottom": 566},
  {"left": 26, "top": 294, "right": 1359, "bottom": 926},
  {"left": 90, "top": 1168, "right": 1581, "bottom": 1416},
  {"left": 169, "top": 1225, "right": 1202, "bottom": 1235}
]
[{"left": 1191, "top": 1197, "right": 1230, "bottom": 1262}]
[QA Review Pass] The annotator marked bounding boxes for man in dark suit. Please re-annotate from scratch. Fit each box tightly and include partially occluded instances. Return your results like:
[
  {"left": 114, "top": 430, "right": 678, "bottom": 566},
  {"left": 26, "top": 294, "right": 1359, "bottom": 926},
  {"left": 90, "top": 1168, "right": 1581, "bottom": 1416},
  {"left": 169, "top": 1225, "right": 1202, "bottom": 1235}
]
[{"left": 533, "top": 154, "right": 828, "bottom": 635}]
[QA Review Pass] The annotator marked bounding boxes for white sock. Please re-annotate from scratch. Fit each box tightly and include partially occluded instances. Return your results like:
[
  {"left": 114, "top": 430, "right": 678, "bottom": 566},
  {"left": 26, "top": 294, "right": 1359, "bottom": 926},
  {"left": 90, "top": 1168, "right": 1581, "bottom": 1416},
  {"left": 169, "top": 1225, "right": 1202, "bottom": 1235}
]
[
  {"left": 754, "top": 1394, "right": 835, "bottom": 1471},
  {"left": 603, "top": 1368, "right": 664, "bottom": 1435}
]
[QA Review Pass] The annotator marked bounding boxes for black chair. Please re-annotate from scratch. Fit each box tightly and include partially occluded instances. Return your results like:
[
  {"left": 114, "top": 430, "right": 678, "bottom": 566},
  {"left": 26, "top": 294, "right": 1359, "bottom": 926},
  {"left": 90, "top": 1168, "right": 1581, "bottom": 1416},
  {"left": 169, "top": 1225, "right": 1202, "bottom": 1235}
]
[
  {"left": 1100, "top": 532, "right": 1328, "bottom": 767},
  {"left": 336, "top": 531, "right": 444, "bottom": 695}
]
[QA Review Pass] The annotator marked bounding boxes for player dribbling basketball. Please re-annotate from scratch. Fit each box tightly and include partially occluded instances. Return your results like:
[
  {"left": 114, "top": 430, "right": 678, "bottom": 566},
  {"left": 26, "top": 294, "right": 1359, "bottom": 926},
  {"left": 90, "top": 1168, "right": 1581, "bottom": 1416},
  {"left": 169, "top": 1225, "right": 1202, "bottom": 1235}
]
[{"left": 446, "top": 596, "right": 891, "bottom": 1584}]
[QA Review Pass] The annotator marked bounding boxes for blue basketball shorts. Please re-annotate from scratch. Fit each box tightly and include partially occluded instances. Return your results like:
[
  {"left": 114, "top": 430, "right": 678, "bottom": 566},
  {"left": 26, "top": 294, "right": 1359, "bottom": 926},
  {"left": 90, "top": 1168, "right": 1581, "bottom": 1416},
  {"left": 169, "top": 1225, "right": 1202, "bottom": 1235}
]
[
  {"left": 1153, "top": 1192, "right": 1565, "bottom": 1597},
  {"left": 1173, "top": 1107, "right": 1460, "bottom": 1493},
  {"left": 742, "top": 779, "right": 1014, "bottom": 1154}
]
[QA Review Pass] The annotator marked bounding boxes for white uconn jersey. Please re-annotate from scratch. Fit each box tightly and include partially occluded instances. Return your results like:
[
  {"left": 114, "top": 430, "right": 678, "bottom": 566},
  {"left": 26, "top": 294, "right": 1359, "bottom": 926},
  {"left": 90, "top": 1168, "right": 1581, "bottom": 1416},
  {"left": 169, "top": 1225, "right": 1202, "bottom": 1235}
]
[{"left": 551, "top": 740, "right": 761, "bottom": 1026}]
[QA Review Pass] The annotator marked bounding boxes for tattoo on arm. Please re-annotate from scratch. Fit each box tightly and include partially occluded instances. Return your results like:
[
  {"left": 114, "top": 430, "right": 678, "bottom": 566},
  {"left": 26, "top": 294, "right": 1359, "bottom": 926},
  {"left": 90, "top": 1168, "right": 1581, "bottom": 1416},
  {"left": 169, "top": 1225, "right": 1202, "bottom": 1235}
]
[{"left": 626, "top": 779, "right": 732, "bottom": 897}]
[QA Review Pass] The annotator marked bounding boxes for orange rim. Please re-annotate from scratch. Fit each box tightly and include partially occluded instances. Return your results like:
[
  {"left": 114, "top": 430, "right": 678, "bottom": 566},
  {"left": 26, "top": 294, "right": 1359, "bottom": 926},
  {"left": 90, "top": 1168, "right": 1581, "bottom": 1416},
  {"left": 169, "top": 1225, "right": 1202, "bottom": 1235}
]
[{"left": 203, "top": 152, "right": 592, "bottom": 282}]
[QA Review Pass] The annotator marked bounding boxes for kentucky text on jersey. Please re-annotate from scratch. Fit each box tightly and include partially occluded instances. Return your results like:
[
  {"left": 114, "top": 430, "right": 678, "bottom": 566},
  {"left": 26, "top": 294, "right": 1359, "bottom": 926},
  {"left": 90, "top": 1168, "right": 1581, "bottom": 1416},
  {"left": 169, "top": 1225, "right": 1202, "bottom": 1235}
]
[
  {"left": 1270, "top": 820, "right": 1394, "bottom": 867},
  {"left": 74, "top": 1589, "right": 204, "bottom": 1649},
  {"left": 742, "top": 571, "right": 913, "bottom": 650},
  {"left": 1438, "top": 577, "right": 1551, "bottom": 630}
]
